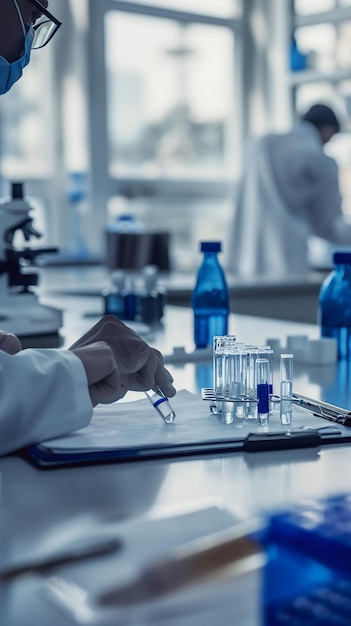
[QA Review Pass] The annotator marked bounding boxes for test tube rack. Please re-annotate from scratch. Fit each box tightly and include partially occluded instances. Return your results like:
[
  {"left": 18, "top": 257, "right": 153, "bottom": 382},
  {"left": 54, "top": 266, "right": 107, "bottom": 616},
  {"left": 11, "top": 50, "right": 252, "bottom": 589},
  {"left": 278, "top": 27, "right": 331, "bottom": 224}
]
[
  {"left": 201, "top": 387, "right": 301, "bottom": 426},
  {"left": 209, "top": 338, "right": 294, "bottom": 425}
]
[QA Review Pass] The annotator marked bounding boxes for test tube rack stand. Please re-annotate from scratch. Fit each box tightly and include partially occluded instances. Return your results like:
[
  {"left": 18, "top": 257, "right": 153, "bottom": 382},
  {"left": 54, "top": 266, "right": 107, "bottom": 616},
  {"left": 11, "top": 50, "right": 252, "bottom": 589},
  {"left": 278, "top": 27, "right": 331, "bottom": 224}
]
[{"left": 201, "top": 388, "right": 292, "bottom": 417}]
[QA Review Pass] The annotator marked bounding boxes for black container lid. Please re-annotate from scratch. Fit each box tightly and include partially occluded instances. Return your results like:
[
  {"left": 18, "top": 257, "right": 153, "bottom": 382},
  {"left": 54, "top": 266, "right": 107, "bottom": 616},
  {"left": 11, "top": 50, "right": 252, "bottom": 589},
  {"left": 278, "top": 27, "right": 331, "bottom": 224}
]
[
  {"left": 200, "top": 241, "right": 221, "bottom": 253},
  {"left": 11, "top": 182, "right": 24, "bottom": 200},
  {"left": 333, "top": 251, "right": 351, "bottom": 264}
]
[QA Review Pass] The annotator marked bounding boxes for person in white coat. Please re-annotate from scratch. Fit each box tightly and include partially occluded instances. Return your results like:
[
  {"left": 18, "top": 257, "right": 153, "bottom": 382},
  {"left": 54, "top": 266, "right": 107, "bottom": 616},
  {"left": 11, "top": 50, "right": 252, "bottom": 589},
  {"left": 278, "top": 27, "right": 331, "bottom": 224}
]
[
  {"left": 0, "top": 0, "right": 175, "bottom": 456},
  {"left": 226, "top": 104, "right": 351, "bottom": 278}
]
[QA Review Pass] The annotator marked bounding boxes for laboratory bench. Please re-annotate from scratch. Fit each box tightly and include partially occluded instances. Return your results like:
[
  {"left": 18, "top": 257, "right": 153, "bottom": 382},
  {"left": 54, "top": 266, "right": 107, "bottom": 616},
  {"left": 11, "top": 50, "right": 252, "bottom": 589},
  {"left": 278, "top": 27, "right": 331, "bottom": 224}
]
[
  {"left": 37, "top": 263, "right": 328, "bottom": 324},
  {"left": 2, "top": 287, "right": 351, "bottom": 625}
]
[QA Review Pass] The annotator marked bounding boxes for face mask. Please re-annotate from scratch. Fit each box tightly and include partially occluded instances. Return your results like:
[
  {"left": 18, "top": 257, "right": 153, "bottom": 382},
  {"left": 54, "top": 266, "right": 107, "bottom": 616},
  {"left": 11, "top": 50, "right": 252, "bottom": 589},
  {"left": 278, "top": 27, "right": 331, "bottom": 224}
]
[{"left": 0, "top": 26, "right": 34, "bottom": 95}]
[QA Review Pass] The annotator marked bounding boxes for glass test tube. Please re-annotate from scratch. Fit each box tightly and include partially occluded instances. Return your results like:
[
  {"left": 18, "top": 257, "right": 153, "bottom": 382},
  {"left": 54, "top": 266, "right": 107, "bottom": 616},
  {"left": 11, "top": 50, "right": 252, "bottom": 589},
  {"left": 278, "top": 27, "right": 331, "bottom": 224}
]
[
  {"left": 256, "top": 358, "right": 270, "bottom": 426},
  {"left": 213, "top": 335, "right": 236, "bottom": 396},
  {"left": 222, "top": 336, "right": 237, "bottom": 398},
  {"left": 237, "top": 347, "right": 248, "bottom": 418},
  {"left": 280, "top": 353, "right": 293, "bottom": 425},
  {"left": 213, "top": 336, "right": 226, "bottom": 396},
  {"left": 214, "top": 336, "right": 237, "bottom": 423},
  {"left": 145, "top": 387, "right": 176, "bottom": 423},
  {"left": 246, "top": 347, "right": 258, "bottom": 420},
  {"left": 213, "top": 336, "right": 226, "bottom": 419},
  {"left": 259, "top": 347, "right": 274, "bottom": 414},
  {"left": 224, "top": 345, "right": 247, "bottom": 421}
]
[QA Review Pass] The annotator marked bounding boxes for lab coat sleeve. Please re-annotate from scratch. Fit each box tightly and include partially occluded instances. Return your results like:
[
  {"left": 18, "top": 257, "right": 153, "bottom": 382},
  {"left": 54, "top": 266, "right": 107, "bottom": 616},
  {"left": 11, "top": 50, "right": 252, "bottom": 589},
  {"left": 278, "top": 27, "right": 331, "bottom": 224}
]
[
  {"left": 0, "top": 348, "right": 93, "bottom": 456},
  {"left": 306, "top": 155, "right": 351, "bottom": 244}
]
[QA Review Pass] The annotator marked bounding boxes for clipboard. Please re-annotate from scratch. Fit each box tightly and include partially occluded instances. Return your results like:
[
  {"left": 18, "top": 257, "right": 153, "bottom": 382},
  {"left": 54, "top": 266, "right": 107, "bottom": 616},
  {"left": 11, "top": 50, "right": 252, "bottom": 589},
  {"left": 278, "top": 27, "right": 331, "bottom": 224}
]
[{"left": 21, "top": 390, "right": 351, "bottom": 469}]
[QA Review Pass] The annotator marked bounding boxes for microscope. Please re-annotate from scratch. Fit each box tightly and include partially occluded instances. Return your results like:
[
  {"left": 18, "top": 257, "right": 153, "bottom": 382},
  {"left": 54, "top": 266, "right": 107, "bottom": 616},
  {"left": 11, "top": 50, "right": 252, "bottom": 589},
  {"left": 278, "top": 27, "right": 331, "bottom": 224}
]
[{"left": 0, "top": 182, "right": 62, "bottom": 336}]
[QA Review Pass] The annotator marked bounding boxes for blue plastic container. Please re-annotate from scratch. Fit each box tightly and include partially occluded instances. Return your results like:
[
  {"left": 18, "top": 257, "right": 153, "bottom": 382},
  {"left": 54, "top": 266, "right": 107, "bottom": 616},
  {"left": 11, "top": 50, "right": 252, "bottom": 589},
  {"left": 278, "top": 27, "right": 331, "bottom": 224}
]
[
  {"left": 263, "top": 494, "right": 351, "bottom": 625},
  {"left": 319, "top": 251, "right": 351, "bottom": 360}
]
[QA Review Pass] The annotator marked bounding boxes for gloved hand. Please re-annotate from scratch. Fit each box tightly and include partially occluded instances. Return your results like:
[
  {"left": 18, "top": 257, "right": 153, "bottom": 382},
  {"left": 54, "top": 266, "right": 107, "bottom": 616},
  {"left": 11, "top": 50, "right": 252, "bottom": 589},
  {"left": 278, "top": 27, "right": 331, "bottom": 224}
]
[
  {"left": 0, "top": 331, "right": 22, "bottom": 354},
  {"left": 71, "top": 341, "right": 126, "bottom": 406},
  {"left": 69, "top": 315, "right": 176, "bottom": 398}
]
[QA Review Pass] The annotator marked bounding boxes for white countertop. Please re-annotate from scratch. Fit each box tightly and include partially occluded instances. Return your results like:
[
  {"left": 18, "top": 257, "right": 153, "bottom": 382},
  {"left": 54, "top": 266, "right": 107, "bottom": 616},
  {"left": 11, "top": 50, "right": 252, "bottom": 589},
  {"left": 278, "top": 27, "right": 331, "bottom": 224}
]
[{"left": 1, "top": 294, "right": 350, "bottom": 625}]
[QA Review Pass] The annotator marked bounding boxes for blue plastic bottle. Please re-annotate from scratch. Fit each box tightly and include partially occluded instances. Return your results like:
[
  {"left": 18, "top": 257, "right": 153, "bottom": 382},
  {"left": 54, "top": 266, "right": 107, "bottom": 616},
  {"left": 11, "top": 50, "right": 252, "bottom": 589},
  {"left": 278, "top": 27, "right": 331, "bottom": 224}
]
[
  {"left": 106, "top": 214, "right": 142, "bottom": 234},
  {"left": 103, "top": 270, "right": 125, "bottom": 318},
  {"left": 319, "top": 251, "right": 351, "bottom": 360},
  {"left": 192, "top": 241, "right": 229, "bottom": 349},
  {"left": 67, "top": 172, "right": 91, "bottom": 259}
]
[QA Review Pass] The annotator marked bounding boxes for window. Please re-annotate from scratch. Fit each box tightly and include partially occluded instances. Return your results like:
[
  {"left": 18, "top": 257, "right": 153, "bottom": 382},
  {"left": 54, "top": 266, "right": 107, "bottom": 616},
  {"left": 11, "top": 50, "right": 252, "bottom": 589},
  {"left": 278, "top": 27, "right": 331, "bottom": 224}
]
[
  {"left": 0, "top": 50, "right": 54, "bottom": 180},
  {"left": 291, "top": 0, "right": 351, "bottom": 270},
  {"left": 294, "top": 0, "right": 336, "bottom": 15},
  {"left": 295, "top": 24, "right": 337, "bottom": 73},
  {"left": 89, "top": 1, "right": 237, "bottom": 269},
  {"left": 105, "top": 12, "right": 235, "bottom": 180},
  {"left": 124, "top": 0, "right": 239, "bottom": 18},
  {"left": 291, "top": 3, "right": 351, "bottom": 219}
]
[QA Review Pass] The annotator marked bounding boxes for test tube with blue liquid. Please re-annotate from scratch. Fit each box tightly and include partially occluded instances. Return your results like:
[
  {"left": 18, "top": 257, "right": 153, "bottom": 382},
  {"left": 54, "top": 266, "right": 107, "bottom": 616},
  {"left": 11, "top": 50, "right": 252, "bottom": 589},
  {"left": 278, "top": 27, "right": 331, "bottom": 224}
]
[
  {"left": 258, "top": 346, "right": 274, "bottom": 414},
  {"left": 280, "top": 353, "right": 293, "bottom": 425},
  {"left": 255, "top": 358, "right": 270, "bottom": 426}
]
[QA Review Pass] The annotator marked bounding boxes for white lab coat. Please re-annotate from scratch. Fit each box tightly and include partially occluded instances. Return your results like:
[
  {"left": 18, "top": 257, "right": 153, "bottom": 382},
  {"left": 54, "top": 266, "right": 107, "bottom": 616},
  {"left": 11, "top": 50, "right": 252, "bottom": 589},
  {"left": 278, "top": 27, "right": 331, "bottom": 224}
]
[
  {"left": 0, "top": 349, "right": 93, "bottom": 456},
  {"left": 226, "top": 122, "right": 351, "bottom": 277}
]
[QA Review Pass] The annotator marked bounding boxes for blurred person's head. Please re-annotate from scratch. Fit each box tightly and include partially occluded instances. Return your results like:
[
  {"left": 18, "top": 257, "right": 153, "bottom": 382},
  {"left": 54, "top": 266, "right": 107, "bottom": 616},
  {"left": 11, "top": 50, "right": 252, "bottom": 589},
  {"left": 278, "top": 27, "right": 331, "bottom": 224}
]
[
  {"left": 302, "top": 104, "right": 340, "bottom": 145},
  {"left": 0, "top": 0, "right": 58, "bottom": 94}
]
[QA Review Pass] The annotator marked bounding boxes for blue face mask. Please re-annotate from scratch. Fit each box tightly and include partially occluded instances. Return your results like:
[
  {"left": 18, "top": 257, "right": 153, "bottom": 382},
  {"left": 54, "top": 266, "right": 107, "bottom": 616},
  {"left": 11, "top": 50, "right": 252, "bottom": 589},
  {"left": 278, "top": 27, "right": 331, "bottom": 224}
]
[{"left": 0, "top": 26, "right": 34, "bottom": 95}]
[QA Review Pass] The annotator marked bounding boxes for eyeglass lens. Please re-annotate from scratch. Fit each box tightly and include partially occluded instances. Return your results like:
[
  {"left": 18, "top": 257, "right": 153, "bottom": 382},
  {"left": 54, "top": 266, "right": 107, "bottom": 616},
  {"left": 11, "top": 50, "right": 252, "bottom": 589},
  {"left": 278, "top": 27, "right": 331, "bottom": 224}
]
[{"left": 32, "top": 20, "right": 57, "bottom": 48}]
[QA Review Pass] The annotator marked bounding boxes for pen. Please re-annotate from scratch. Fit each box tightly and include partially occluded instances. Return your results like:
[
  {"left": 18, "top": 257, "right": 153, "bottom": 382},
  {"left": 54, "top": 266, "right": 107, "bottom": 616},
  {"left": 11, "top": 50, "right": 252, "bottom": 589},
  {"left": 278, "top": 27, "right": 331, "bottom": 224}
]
[
  {"left": 292, "top": 392, "right": 351, "bottom": 427},
  {"left": 0, "top": 536, "right": 121, "bottom": 581},
  {"left": 145, "top": 386, "right": 176, "bottom": 423},
  {"left": 97, "top": 520, "right": 263, "bottom": 607}
]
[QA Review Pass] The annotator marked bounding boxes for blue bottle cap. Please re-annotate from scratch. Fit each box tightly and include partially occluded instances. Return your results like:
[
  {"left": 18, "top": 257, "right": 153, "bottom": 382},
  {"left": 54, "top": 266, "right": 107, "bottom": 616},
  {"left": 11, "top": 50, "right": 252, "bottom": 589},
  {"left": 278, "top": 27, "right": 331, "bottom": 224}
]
[
  {"left": 333, "top": 251, "right": 351, "bottom": 265},
  {"left": 200, "top": 241, "right": 221, "bottom": 253},
  {"left": 118, "top": 214, "right": 135, "bottom": 221}
]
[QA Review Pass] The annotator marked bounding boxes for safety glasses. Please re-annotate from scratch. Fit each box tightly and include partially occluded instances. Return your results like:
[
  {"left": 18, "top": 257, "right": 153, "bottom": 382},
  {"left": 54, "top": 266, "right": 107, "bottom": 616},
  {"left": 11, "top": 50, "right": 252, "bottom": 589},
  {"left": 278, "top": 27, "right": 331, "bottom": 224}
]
[{"left": 27, "top": 0, "right": 62, "bottom": 49}]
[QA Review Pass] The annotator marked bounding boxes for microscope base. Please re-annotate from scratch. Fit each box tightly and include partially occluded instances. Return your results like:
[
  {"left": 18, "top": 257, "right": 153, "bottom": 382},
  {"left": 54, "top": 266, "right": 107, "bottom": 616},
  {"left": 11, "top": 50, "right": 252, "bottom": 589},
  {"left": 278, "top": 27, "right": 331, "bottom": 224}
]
[{"left": 0, "top": 295, "right": 62, "bottom": 337}]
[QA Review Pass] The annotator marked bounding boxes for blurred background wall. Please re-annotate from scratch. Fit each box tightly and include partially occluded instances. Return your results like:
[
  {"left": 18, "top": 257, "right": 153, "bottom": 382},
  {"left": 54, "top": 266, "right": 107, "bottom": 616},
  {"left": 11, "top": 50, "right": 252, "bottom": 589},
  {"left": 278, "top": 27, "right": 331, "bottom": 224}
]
[{"left": 1, "top": 0, "right": 351, "bottom": 272}]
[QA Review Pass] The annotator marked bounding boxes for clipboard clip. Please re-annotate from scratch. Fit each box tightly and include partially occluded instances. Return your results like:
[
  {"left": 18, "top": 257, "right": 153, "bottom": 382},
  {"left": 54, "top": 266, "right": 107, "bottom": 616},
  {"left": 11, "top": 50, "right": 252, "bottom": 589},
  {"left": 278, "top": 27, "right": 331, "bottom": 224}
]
[
  {"left": 292, "top": 392, "right": 351, "bottom": 428},
  {"left": 244, "top": 430, "right": 322, "bottom": 452}
]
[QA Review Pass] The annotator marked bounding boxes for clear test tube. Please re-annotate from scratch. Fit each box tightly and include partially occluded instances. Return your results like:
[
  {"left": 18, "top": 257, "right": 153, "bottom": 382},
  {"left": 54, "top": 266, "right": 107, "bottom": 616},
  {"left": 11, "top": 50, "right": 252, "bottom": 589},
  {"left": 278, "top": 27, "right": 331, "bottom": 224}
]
[
  {"left": 226, "top": 345, "right": 247, "bottom": 419},
  {"left": 255, "top": 358, "right": 270, "bottom": 426},
  {"left": 222, "top": 335, "right": 237, "bottom": 398},
  {"left": 144, "top": 387, "right": 176, "bottom": 423},
  {"left": 239, "top": 345, "right": 249, "bottom": 420},
  {"left": 213, "top": 336, "right": 226, "bottom": 397},
  {"left": 216, "top": 335, "right": 237, "bottom": 424},
  {"left": 242, "top": 345, "right": 253, "bottom": 396},
  {"left": 280, "top": 353, "right": 293, "bottom": 425},
  {"left": 213, "top": 335, "right": 237, "bottom": 396},
  {"left": 245, "top": 347, "right": 258, "bottom": 420}
]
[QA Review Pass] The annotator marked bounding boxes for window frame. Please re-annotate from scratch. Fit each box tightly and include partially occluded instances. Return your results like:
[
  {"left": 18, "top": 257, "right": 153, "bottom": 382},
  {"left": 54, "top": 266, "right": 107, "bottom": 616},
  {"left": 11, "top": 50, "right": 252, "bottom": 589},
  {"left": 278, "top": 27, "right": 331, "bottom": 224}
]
[{"left": 86, "top": 0, "right": 241, "bottom": 245}]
